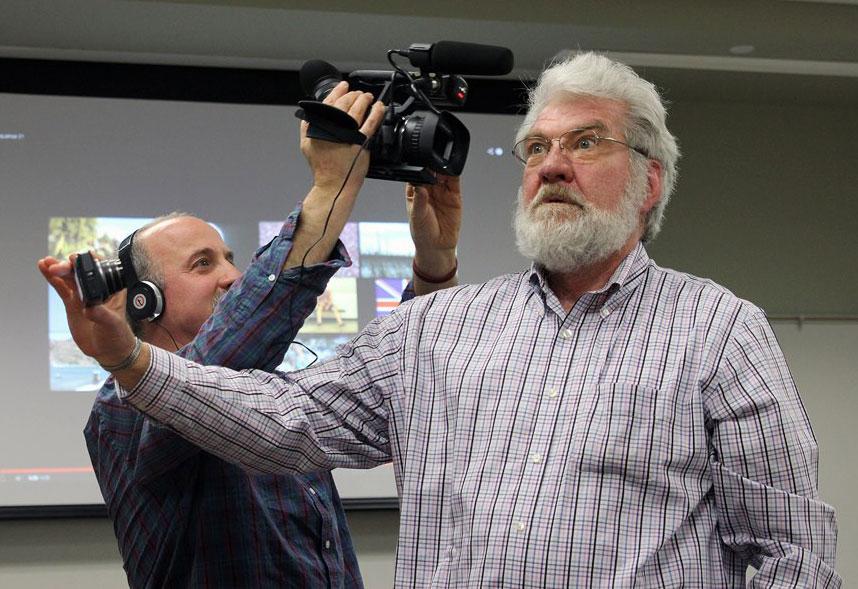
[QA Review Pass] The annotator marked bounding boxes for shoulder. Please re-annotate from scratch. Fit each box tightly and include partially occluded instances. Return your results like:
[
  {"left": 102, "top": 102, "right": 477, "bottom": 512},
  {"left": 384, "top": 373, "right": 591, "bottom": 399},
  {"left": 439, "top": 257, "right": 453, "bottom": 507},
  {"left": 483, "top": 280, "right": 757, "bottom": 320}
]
[
  {"left": 647, "top": 258, "right": 764, "bottom": 318},
  {"left": 397, "top": 271, "right": 530, "bottom": 316},
  {"left": 642, "top": 259, "right": 771, "bottom": 358}
]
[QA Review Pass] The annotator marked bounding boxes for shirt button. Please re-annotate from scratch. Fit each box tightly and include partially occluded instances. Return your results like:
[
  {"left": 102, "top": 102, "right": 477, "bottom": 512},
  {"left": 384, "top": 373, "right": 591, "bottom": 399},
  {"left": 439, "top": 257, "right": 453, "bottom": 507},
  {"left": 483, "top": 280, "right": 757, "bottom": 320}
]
[
  {"left": 308, "top": 487, "right": 317, "bottom": 495},
  {"left": 559, "top": 328, "right": 573, "bottom": 339},
  {"left": 268, "top": 273, "right": 277, "bottom": 282},
  {"left": 530, "top": 453, "right": 542, "bottom": 464},
  {"left": 600, "top": 308, "right": 611, "bottom": 318},
  {"left": 514, "top": 521, "right": 526, "bottom": 532},
  {"left": 547, "top": 387, "right": 558, "bottom": 398},
  {"left": 324, "top": 540, "right": 331, "bottom": 549}
]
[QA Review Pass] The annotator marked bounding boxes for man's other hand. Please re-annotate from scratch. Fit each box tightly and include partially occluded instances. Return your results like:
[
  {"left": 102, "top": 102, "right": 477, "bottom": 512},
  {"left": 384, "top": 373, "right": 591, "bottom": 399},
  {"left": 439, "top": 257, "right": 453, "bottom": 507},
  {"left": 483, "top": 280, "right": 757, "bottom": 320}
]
[
  {"left": 407, "top": 174, "right": 462, "bottom": 289},
  {"left": 37, "top": 254, "right": 137, "bottom": 368}
]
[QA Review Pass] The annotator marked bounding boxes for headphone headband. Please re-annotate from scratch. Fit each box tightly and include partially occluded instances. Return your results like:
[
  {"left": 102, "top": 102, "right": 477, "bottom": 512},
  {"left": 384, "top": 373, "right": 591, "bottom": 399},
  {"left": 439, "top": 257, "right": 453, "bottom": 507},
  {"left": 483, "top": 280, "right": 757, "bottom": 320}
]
[
  {"left": 117, "top": 230, "right": 141, "bottom": 286},
  {"left": 118, "top": 229, "right": 164, "bottom": 322}
]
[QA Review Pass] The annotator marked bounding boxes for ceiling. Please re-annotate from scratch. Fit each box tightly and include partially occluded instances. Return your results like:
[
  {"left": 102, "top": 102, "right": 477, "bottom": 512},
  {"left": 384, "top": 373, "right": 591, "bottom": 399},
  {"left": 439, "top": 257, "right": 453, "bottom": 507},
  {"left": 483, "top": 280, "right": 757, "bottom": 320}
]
[{"left": 3, "top": 0, "right": 858, "bottom": 105}]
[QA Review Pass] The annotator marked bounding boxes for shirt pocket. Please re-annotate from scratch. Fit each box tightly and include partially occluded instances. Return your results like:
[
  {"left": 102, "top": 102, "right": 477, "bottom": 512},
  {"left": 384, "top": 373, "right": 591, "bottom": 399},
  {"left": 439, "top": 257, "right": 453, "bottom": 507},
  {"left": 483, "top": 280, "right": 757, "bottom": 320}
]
[{"left": 577, "top": 382, "right": 667, "bottom": 482}]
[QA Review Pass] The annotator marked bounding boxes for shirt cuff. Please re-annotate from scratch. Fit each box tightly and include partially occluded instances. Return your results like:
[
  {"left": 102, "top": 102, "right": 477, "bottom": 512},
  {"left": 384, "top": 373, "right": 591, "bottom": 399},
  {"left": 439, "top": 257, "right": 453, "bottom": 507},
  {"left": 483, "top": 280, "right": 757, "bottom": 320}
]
[
  {"left": 257, "top": 201, "right": 353, "bottom": 272},
  {"left": 115, "top": 345, "right": 187, "bottom": 417}
]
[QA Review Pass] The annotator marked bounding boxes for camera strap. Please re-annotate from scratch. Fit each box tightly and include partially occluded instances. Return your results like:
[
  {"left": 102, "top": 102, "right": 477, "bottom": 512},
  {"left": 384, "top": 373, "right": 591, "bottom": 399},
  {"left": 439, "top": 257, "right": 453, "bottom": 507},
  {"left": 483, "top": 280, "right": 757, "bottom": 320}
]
[{"left": 295, "top": 101, "right": 367, "bottom": 145}]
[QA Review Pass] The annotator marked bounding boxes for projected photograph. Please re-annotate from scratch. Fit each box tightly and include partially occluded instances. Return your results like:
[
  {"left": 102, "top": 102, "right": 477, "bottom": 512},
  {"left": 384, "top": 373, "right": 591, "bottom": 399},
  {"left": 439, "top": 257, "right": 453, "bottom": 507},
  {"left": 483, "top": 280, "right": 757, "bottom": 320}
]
[
  {"left": 275, "top": 335, "right": 351, "bottom": 372},
  {"left": 258, "top": 221, "right": 359, "bottom": 277},
  {"left": 375, "top": 278, "right": 410, "bottom": 317},
  {"left": 48, "top": 216, "right": 150, "bottom": 392},
  {"left": 358, "top": 222, "right": 414, "bottom": 278},
  {"left": 300, "top": 277, "right": 359, "bottom": 334}
]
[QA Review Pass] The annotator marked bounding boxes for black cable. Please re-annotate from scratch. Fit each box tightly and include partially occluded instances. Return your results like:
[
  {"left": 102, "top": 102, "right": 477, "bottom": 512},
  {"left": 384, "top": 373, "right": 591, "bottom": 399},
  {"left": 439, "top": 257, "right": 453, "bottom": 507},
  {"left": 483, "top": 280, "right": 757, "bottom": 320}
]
[
  {"left": 386, "top": 50, "right": 441, "bottom": 116},
  {"left": 152, "top": 321, "right": 180, "bottom": 351},
  {"left": 288, "top": 135, "right": 371, "bottom": 366}
]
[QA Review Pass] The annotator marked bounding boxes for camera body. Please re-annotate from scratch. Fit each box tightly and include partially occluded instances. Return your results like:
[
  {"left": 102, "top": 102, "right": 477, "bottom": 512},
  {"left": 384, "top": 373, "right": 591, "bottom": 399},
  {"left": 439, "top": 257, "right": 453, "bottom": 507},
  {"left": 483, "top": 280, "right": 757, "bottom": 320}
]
[
  {"left": 73, "top": 232, "right": 164, "bottom": 321},
  {"left": 298, "top": 42, "right": 513, "bottom": 185},
  {"left": 350, "top": 71, "right": 470, "bottom": 184},
  {"left": 74, "top": 252, "right": 125, "bottom": 305}
]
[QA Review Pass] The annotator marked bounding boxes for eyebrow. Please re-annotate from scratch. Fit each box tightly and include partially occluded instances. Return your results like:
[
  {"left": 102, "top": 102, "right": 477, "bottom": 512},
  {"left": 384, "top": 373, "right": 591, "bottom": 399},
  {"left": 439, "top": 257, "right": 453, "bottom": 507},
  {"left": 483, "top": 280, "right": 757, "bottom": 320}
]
[{"left": 528, "top": 121, "right": 610, "bottom": 138}]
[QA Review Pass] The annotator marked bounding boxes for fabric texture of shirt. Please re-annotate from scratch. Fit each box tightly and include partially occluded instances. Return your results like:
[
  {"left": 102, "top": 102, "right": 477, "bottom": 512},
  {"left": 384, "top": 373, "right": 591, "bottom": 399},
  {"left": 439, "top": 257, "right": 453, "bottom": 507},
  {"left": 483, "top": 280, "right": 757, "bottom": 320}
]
[
  {"left": 85, "top": 205, "right": 363, "bottom": 588},
  {"left": 120, "top": 242, "right": 840, "bottom": 588}
]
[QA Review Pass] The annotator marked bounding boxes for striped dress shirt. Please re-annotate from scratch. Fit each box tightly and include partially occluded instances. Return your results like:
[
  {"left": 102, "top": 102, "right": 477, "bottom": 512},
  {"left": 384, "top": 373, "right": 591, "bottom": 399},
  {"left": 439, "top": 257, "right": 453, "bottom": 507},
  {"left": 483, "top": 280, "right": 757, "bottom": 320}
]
[{"left": 121, "top": 242, "right": 839, "bottom": 587}]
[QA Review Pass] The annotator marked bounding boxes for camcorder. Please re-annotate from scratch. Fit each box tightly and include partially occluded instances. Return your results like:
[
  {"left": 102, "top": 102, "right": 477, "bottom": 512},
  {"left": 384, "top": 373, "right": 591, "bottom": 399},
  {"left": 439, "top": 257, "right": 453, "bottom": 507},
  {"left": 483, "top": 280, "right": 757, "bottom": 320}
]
[{"left": 296, "top": 41, "right": 514, "bottom": 184}]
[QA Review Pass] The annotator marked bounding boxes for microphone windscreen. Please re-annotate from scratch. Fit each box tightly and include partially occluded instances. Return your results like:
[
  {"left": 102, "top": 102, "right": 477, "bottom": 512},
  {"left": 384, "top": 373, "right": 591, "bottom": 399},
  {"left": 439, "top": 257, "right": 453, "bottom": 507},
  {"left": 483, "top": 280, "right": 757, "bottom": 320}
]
[
  {"left": 430, "top": 42, "right": 514, "bottom": 76},
  {"left": 299, "top": 60, "right": 343, "bottom": 98}
]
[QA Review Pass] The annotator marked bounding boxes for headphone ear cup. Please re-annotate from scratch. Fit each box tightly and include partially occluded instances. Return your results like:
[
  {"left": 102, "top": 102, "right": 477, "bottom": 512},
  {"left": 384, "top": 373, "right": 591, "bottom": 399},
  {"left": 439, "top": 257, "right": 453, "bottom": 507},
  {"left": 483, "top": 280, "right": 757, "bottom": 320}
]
[{"left": 126, "top": 281, "right": 164, "bottom": 322}]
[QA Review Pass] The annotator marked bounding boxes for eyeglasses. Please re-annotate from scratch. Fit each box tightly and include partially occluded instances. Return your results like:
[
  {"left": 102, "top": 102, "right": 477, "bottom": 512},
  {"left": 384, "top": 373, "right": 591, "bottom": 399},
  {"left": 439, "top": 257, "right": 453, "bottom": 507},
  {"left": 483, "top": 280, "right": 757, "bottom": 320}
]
[{"left": 512, "top": 128, "right": 649, "bottom": 166}]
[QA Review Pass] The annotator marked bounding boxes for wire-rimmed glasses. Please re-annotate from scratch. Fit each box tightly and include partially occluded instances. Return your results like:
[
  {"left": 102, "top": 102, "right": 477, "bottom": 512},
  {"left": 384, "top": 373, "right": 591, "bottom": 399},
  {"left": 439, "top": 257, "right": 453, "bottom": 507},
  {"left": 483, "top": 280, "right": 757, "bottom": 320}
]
[{"left": 512, "top": 128, "right": 649, "bottom": 166}]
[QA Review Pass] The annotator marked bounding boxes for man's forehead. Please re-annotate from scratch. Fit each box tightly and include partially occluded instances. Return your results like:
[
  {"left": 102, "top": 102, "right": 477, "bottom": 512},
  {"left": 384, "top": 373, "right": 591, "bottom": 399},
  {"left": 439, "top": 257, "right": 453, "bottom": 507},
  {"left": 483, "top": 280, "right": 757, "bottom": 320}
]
[
  {"left": 139, "top": 216, "right": 228, "bottom": 254},
  {"left": 531, "top": 96, "right": 628, "bottom": 132}
]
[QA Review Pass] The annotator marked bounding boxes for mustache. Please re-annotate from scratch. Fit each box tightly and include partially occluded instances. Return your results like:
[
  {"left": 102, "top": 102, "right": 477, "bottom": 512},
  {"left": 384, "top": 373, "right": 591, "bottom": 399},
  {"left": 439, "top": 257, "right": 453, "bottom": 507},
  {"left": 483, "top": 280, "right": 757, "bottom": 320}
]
[{"left": 528, "top": 185, "right": 587, "bottom": 211}]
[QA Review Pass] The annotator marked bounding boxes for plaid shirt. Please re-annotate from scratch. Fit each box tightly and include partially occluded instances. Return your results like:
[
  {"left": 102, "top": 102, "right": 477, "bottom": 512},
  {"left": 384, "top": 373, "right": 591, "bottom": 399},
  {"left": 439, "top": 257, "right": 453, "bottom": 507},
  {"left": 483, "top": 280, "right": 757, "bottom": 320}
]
[
  {"left": 120, "top": 243, "right": 840, "bottom": 588},
  {"left": 86, "top": 205, "right": 363, "bottom": 588}
]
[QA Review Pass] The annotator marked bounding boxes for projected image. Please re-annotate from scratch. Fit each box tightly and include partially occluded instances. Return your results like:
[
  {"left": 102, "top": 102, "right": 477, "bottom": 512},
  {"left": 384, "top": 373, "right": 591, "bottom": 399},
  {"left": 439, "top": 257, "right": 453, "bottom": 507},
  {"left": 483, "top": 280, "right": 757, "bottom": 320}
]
[
  {"left": 375, "top": 278, "right": 410, "bottom": 318},
  {"left": 254, "top": 220, "right": 414, "bottom": 362},
  {"left": 359, "top": 222, "right": 414, "bottom": 278},
  {"left": 259, "top": 221, "right": 359, "bottom": 277},
  {"left": 300, "top": 278, "right": 358, "bottom": 334},
  {"left": 48, "top": 216, "right": 150, "bottom": 392},
  {"left": 276, "top": 335, "right": 350, "bottom": 372}
]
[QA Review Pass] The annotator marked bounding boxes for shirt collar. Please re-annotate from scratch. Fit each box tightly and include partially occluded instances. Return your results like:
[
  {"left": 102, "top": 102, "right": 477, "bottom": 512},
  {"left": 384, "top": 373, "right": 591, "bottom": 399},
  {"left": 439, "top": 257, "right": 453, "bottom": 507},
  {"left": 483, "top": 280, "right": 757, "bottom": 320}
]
[{"left": 527, "top": 241, "right": 650, "bottom": 302}]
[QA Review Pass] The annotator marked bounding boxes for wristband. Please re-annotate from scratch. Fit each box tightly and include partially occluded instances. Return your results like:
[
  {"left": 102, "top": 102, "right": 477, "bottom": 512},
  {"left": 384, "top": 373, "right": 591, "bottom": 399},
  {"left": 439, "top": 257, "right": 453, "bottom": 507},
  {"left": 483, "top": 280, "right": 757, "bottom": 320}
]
[
  {"left": 412, "top": 259, "right": 457, "bottom": 284},
  {"left": 99, "top": 338, "right": 143, "bottom": 372}
]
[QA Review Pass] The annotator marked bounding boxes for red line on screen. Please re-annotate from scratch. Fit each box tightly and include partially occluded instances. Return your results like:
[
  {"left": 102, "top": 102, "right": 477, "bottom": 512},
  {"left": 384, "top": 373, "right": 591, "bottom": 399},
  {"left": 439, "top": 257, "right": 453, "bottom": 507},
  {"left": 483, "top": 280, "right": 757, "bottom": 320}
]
[{"left": 0, "top": 466, "right": 94, "bottom": 475}]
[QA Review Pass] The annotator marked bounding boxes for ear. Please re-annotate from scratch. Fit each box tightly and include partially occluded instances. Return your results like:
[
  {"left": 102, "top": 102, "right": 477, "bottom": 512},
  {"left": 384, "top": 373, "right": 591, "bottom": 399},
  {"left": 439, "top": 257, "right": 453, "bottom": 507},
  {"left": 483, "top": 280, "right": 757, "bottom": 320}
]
[{"left": 640, "top": 158, "right": 663, "bottom": 216}]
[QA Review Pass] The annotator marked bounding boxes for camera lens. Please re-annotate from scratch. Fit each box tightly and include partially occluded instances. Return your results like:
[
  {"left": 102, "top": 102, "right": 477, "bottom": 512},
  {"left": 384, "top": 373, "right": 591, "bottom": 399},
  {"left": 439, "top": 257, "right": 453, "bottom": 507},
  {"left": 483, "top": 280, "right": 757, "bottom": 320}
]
[{"left": 73, "top": 253, "right": 126, "bottom": 306}]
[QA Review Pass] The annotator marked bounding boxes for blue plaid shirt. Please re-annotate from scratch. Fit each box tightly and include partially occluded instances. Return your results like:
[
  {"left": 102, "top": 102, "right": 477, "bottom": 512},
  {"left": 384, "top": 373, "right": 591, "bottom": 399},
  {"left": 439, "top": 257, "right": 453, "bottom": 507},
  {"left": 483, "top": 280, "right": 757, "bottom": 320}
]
[{"left": 84, "top": 205, "right": 363, "bottom": 588}]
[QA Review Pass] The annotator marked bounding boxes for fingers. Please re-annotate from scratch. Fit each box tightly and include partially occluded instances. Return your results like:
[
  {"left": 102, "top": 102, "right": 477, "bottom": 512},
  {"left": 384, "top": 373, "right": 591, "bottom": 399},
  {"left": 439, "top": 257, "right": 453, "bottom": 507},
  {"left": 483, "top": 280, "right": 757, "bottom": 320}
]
[
  {"left": 309, "top": 80, "right": 385, "bottom": 141},
  {"left": 336, "top": 90, "right": 381, "bottom": 138},
  {"left": 359, "top": 101, "right": 386, "bottom": 138},
  {"left": 442, "top": 174, "right": 461, "bottom": 191},
  {"left": 47, "top": 259, "right": 72, "bottom": 278},
  {"left": 322, "top": 81, "right": 349, "bottom": 106},
  {"left": 37, "top": 257, "right": 56, "bottom": 281},
  {"left": 405, "top": 183, "right": 429, "bottom": 220},
  {"left": 38, "top": 257, "right": 74, "bottom": 300},
  {"left": 406, "top": 183, "right": 429, "bottom": 202}
]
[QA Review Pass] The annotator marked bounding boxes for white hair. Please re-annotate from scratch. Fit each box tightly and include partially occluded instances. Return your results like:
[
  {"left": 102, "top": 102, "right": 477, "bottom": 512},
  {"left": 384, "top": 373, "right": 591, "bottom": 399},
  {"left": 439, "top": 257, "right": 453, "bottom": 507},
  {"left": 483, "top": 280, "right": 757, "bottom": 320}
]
[{"left": 517, "top": 52, "right": 680, "bottom": 241}]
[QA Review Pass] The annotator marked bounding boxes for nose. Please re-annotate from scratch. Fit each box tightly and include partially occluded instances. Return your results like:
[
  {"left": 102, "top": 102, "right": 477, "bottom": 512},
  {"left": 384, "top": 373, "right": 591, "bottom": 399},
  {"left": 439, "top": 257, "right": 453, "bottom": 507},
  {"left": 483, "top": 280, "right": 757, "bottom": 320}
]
[
  {"left": 537, "top": 143, "right": 575, "bottom": 185},
  {"left": 220, "top": 264, "right": 242, "bottom": 290}
]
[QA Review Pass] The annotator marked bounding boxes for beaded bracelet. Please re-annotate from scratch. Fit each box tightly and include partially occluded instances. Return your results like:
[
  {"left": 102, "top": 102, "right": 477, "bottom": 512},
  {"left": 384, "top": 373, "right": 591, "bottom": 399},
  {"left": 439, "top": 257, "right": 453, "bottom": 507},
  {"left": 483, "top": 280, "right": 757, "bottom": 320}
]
[{"left": 98, "top": 337, "right": 143, "bottom": 372}]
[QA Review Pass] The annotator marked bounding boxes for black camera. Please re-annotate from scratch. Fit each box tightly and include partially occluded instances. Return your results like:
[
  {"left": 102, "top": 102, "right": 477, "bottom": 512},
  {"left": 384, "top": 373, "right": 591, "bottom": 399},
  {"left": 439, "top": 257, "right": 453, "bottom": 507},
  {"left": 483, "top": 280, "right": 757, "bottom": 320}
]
[
  {"left": 74, "top": 251, "right": 126, "bottom": 306},
  {"left": 297, "top": 41, "right": 513, "bottom": 185},
  {"left": 73, "top": 232, "right": 164, "bottom": 321}
]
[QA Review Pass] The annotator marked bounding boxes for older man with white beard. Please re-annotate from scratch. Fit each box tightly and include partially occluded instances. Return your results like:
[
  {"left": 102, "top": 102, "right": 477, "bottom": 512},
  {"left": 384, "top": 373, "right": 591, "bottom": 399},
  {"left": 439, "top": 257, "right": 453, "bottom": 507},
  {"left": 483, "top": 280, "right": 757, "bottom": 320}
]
[{"left": 51, "top": 53, "right": 839, "bottom": 587}]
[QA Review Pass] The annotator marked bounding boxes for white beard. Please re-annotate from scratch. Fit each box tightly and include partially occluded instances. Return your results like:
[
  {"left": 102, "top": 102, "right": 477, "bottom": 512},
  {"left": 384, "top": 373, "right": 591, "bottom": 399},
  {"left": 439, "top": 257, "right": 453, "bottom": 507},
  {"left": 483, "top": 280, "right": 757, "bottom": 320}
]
[{"left": 513, "top": 167, "right": 648, "bottom": 273}]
